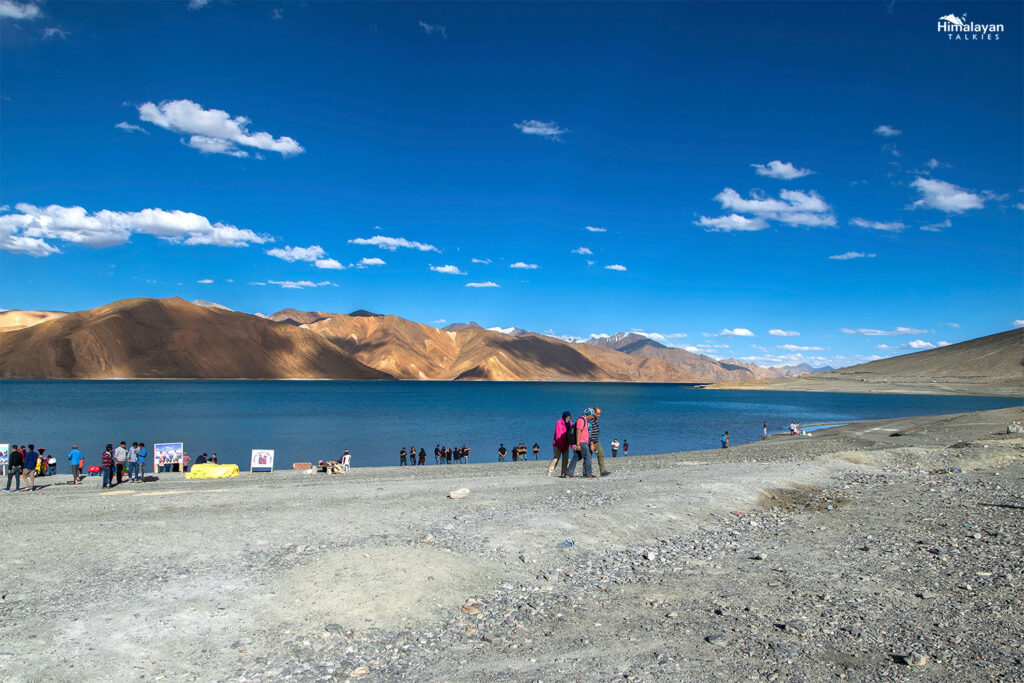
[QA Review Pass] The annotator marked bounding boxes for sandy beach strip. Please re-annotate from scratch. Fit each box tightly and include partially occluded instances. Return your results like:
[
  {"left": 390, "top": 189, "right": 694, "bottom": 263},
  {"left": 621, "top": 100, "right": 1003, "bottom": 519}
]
[{"left": 0, "top": 406, "right": 1021, "bottom": 682}]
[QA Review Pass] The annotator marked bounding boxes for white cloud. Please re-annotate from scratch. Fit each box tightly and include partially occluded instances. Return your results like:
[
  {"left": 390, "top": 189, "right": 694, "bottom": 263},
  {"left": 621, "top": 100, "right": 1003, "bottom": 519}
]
[
  {"left": 115, "top": 122, "right": 147, "bottom": 134},
  {"left": 877, "top": 340, "right": 936, "bottom": 351},
  {"left": 920, "top": 219, "right": 952, "bottom": 232},
  {"left": 586, "top": 259, "right": 596, "bottom": 266},
  {"left": 584, "top": 226, "right": 606, "bottom": 233},
  {"left": 430, "top": 264, "right": 466, "bottom": 275},
  {"left": 1014, "top": 203, "right": 1024, "bottom": 211},
  {"left": 910, "top": 177, "right": 985, "bottom": 213},
  {"left": 571, "top": 247, "right": 592, "bottom": 255},
  {"left": 266, "top": 244, "right": 326, "bottom": 263},
  {"left": 829, "top": 251, "right": 876, "bottom": 260},
  {"left": 188, "top": 0, "right": 213, "bottom": 9},
  {"left": 768, "top": 329, "right": 799, "bottom": 337},
  {"left": 695, "top": 214, "right": 769, "bottom": 232},
  {"left": 466, "top": 281, "right": 500, "bottom": 288},
  {"left": 1013, "top": 320, "right": 1024, "bottom": 328},
  {"left": 842, "top": 326, "right": 932, "bottom": 336},
  {"left": 514, "top": 120, "right": 568, "bottom": 140},
  {"left": 0, "top": 1, "right": 41, "bottom": 20},
  {"left": 315, "top": 259, "right": 344, "bottom": 270},
  {"left": 267, "top": 280, "right": 333, "bottom": 290},
  {"left": 358, "top": 257, "right": 385, "bottom": 267},
  {"left": 471, "top": 257, "right": 492, "bottom": 264},
  {"left": 271, "top": 8, "right": 283, "bottom": 20},
  {"left": 874, "top": 124, "right": 902, "bottom": 137},
  {"left": 708, "top": 188, "right": 836, "bottom": 228},
  {"left": 778, "top": 344, "right": 827, "bottom": 351},
  {"left": 42, "top": 26, "right": 69, "bottom": 39},
  {"left": 604, "top": 264, "right": 627, "bottom": 271},
  {"left": 926, "top": 158, "right": 941, "bottom": 169},
  {"left": 0, "top": 203, "right": 270, "bottom": 256},
  {"left": 510, "top": 262, "right": 538, "bottom": 270},
  {"left": 417, "top": 20, "right": 447, "bottom": 38},
  {"left": 850, "top": 217, "right": 906, "bottom": 232},
  {"left": 751, "top": 160, "right": 814, "bottom": 180},
  {"left": 908, "top": 340, "right": 935, "bottom": 349},
  {"left": 197, "top": 279, "right": 214, "bottom": 284},
  {"left": 348, "top": 235, "right": 439, "bottom": 252},
  {"left": 138, "top": 99, "right": 304, "bottom": 158},
  {"left": 719, "top": 328, "right": 755, "bottom": 337},
  {"left": 946, "top": 322, "right": 960, "bottom": 328}
]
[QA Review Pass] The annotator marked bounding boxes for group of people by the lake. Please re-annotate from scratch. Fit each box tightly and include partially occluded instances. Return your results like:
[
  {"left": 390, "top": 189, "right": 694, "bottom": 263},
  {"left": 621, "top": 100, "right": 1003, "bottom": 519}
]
[
  {"left": 497, "top": 443, "right": 537, "bottom": 462},
  {"left": 100, "top": 441, "right": 150, "bottom": 487},
  {"left": 550, "top": 406, "right": 627, "bottom": 479},
  {"left": 2, "top": 444, "right": 57, "bottom": 492}
]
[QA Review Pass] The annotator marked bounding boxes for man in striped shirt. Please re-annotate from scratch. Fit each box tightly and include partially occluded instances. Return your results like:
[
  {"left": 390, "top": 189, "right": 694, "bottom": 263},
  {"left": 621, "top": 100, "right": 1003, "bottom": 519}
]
[{"left": 589, "top": 406, "right": 611, "bottom": 477}]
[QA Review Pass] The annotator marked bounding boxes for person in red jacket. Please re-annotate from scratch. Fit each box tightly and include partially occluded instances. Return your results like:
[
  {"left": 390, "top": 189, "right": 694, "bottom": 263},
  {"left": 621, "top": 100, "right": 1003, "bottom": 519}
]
[
  {"left": 566, "top": 408, "right": 595, "bottom": 478},
  {"left": 548, "top": 411, "right": 573, "bottom": 478},
  {"left": 101, "top": 445, "right": 114, "bottom": 488}
]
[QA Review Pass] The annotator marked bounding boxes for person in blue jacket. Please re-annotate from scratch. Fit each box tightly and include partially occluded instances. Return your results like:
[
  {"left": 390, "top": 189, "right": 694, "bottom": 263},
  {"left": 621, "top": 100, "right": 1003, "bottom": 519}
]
[
  {"left": 68, "top": 444, "right": 83, "bottom": 484},
  {"left": 135, "top": 443, "right": 147, "bottom": 482}
]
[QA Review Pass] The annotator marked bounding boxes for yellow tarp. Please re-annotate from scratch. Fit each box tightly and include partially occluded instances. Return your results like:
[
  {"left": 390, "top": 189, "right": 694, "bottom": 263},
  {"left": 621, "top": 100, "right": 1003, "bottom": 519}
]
[{"left": 185, "top": 463, "right": 240, "bottom": 479}]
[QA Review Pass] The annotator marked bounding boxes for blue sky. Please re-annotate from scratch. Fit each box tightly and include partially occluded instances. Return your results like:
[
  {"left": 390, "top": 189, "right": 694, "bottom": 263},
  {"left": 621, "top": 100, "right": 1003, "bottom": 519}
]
[{"left": 1, "top": 1, "right": 1021, "bottom": 369}]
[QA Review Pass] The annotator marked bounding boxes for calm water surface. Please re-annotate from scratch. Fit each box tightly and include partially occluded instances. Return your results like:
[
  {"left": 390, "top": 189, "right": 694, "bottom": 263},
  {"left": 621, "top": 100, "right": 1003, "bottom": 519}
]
[{"left": 1, "top": 381, "right": 1019, "bottom": 470}]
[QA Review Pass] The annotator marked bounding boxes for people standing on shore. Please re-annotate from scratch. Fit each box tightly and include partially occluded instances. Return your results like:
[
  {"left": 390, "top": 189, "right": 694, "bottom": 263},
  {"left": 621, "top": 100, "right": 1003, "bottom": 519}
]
[
  {"left": 549, "top": 411, "right": 573, "bottom": 477},
  {"left": 136, "top": 443, "right": 147, "bottom": 481},
  {"left": 46, "top": 451, "right": 56, "bottom": 476},
  {"left": 419, "top": 447, "right": 427, "bottom": 465},
  {"left": 23, "top": 445, "right": 39, "bottom": 491},
  {"left": 589, "top": 406, "right": 611, "bottom": 477},
  {"left": 433, "top": 445, "right": 441, "bottom": 464},
  {"left": 3, "top": 446, "right": 24, "bottom": 492},
  {"left": 721, "top": 432, "right": 729, "bottom": 448},
  {"left": 763, "top": 420, "right": 768, "bottom": 438},
  {"left": 127, "top": 442, "right": 139, "bottom": 481},
  {"left": 611, "top": 438, "right": 620, "bottom": 458},
  {"left": 400, "top": 448, "right": 407, "bottom": 466},
  {"left": 623, "top": 439, "right": 629, "bottom": 456},
  {"left": 532, "top": 443, "right": 540, "bottom": 460},
  {"left": 114, "top": 442, "right": 128, "bottom": 484},
  {"left": 68, "top": 444, "right": 83, "bottom": 484},
  {"left": 498, "top": 444, "right": 507, "bottom": 462},
  {"left": 102, "top": 445, "right": 114, "bottom": 489},
  {"left": 567, "top": 409, "right": 595, "bottom": 478}
]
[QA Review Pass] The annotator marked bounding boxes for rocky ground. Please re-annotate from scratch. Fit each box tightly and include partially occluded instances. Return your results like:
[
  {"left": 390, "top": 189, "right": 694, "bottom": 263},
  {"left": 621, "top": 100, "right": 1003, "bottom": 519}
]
[{"left": 1, "top": 407, "right": 1022, "bottom": 682}]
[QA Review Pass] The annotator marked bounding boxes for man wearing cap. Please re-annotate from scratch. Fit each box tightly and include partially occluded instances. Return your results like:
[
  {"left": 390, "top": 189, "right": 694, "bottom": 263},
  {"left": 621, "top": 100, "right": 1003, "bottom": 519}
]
[
  {"left": 589, "top": 406, "right": 611, "bottom": 477},
  {"left": 548, "top": 411, "right": 573, "bottom": 477}
]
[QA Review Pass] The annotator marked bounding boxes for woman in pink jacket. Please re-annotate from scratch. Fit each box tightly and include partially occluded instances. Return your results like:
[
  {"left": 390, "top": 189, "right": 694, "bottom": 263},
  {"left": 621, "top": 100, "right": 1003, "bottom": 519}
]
[{"left": 548, "top": 411, "right": 573, "bottom": 477}]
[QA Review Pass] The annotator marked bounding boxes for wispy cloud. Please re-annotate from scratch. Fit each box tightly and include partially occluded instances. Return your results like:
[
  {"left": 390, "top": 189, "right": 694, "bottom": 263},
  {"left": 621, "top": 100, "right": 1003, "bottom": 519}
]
[
  {"left": 604, "top": 264, "right": 627, "bottom": 271},
  {"left": 920, "top": 218, "right": 952, "bottom": 232},
  {"left": 571, "top": 247, "right": 592, "bottom": 255},
  {"left": 348, "top": 235, "right": 439, "bottom": 252},
  {"left": 271, "top": 7, "right": 283, "bottom": 20},
  {"left": 768, "top": 329, "right": 799, "bottom": 337},
  {"left": 42, "top": 26, "right": 69, "bottom": 40},
  {"left": 909, "top": 177, "right": 986, "bottom": 213},
  {"left": 778, "top": 344, "right": 827, "bottom": 351},
  {"left": 751, "top": 160, "right": 814, "bottom": 180},
  {"left": 115, "top": 122, "right": 147, "bottom": 134},
  {"left": 0, "top": 202, "right": 270, "bottom": 257},
  {"left": 510, "top": 262, "right": 538, "bottom": 270},
  {"left": 188, "top": 0, "right": 214, "bottom": 10},
  {"left": 430, "top": 264, "right": 466, "bottom": 275},
  {"left": 829, "top": 251, "right": 876, "bottom": 260},
  {"left": 466, "top": 281, "right": 500, "bottom": 288},
  {"left": 877, "top": 340, "right": 936, "bottom": 351},
  {"left": 197, "top": 279, "right": 213, "bottom": 284},
  {"left": 417, "top": 20, "right": 447, "bottom": 38},
  {"left": 137, "top": 99, "right": 304, "bottom": 158},
  {"left": 358, "top": 257, "right": 385, "bottom": 267},
  {"left": 514, "top": 120, "right": 568, "bottom": 141},
  {"left": 471, "top": 257, "right": 492, "bottom": 264},
  {"left": 850, "top": 217, "right": 906, "bottom": 232},
  {"left": 0, "top": 1, "right": 42, "bottom": 20},
  {"left": 584, "top": 226, "right": 606, "bottom": 233},
  {"left": 695, "top": 214, "right": 768, "bottom": 232},
  {"left": 874, "top": 124, "right": 902, "bottom": 137},
  {"left": 842, "top": 326, "right": 932, "bottom": 336},
  {"left": 266, "top": 244, "right": 326, "bottom": 263},
  {"left": 266, "top": 280, "right": 334, "bottom": 290},
  {"left": 700, "top": 188, "right": 836, "bottom": 231},
  {"left": 719, "top": 328, "right": 755, "bottom": 337}
]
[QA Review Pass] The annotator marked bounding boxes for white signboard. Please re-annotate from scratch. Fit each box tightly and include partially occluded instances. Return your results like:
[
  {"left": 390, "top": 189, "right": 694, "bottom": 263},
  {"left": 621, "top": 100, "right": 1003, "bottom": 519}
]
[
  {"left": 155, "top": 442, "right": 184, "bottom": 473},
  {"left": 0, "top": 444, "right": 9, "bottom": 475},
  {"left": 251, "top": 449, "right": 274, "bottom": 472}
]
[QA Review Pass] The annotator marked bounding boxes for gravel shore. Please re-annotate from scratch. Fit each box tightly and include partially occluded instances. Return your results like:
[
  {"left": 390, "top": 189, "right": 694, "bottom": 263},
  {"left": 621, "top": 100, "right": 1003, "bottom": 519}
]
[{"left": 2, "top": 406, "right": 1022, "bottom": 682}]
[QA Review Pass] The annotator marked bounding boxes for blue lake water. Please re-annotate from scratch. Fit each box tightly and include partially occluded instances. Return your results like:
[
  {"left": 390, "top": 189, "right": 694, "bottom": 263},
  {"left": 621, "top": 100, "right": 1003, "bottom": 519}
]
[{"left": 0, "top": 381, "right": 1019, "bottom": 471}]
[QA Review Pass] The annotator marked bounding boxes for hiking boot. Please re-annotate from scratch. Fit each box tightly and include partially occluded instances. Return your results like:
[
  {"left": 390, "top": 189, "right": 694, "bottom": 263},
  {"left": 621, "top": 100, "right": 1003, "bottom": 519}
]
[{"left": 601, "top": 471, "right": 612, "bottom": 477}]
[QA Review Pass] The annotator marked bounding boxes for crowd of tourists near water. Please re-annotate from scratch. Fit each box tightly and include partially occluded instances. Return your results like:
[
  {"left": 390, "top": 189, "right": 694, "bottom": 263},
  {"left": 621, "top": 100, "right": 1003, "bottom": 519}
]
[{"left": 549, "top": 406, "right": 626, "bottom": 479}]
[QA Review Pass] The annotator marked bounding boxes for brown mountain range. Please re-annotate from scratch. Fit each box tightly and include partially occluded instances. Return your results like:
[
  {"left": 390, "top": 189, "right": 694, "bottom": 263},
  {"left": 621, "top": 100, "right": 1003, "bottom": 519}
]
[{"left": 0, "top": 298, "right": 391, "bottom": 380}]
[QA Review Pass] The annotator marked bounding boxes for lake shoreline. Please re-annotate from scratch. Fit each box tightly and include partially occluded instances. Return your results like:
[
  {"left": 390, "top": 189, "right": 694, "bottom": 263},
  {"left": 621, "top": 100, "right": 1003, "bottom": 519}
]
[{"left": 2, "top": 406, "right": 1022, "bottom": 681}]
